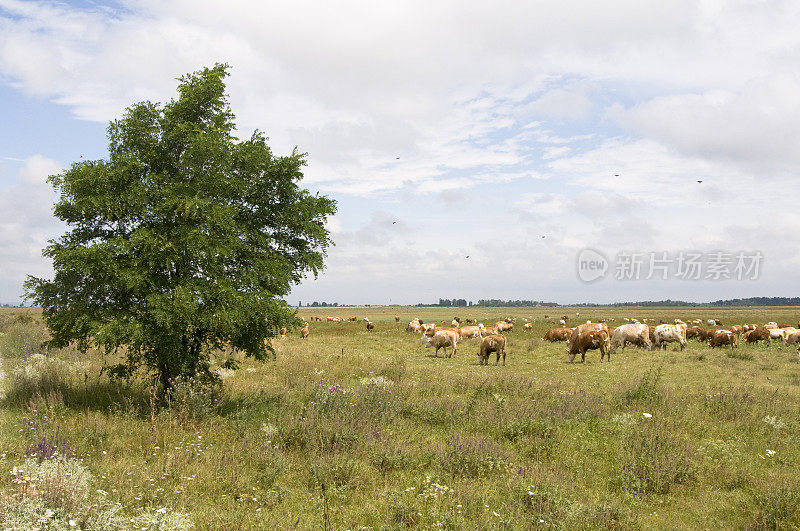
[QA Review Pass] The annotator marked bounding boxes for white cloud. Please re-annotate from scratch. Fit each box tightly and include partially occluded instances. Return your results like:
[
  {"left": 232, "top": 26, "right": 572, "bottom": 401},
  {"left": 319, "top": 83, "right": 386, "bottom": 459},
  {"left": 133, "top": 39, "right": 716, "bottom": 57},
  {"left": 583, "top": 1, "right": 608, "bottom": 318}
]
[
  {"left": 611, "top": 73, "right": 800, "bottom": 175},
  {"left": 2, "top": 0, "right": 800, "bottom": 303},
  {"left": 0, "top": 155, "right": 63, "bottom": 301}
]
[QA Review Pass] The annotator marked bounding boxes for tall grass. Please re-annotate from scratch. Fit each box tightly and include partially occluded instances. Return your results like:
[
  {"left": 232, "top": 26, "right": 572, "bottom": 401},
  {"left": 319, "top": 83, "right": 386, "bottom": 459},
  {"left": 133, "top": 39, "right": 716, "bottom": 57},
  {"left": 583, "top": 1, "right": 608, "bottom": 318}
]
[{"left": 1, "top": 306, "right": 800, "bottom": 528}]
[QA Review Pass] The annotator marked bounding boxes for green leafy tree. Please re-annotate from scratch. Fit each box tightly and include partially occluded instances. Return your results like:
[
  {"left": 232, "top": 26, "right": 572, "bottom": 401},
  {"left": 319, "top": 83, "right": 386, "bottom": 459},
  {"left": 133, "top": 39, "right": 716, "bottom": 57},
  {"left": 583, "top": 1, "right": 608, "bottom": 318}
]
[{"left": 25, "top": 64, "right": 336, "bottom": 391}]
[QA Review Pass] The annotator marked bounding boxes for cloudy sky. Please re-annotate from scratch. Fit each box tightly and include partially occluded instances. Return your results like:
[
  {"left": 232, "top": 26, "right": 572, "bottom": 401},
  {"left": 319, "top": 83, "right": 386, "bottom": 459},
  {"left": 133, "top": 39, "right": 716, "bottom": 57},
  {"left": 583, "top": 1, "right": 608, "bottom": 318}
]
[{"left": 1, "top": 0, "right": 799, "bottom": 305}]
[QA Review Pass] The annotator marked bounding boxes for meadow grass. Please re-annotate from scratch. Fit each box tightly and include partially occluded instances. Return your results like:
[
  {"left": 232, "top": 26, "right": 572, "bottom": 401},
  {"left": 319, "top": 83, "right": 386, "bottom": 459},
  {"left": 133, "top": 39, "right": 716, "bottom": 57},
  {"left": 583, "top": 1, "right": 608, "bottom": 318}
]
[{"left": 0, "top": 306, "right": 799, "bottom": 528}]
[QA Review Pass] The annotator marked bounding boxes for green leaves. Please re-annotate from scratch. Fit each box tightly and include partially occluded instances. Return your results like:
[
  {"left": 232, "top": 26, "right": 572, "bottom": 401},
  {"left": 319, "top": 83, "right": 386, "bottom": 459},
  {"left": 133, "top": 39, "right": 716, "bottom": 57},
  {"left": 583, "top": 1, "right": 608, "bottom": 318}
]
[{"left": 26, "top": 63, "right": 336, "bottom": 390}]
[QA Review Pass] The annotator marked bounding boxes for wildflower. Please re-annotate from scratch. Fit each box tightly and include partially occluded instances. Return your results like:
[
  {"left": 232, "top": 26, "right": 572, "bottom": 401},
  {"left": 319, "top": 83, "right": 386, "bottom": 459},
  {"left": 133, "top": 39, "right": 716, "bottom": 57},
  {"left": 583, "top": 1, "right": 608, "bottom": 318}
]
[
  {"left": 642, "top": 413, "right": 652, "bottom": 419},
  {"left": 69, "top": 520, "right": 77, "bottom": 527},
  {"left": 766, "top": 449, "right": 776, "bottom": 457}
]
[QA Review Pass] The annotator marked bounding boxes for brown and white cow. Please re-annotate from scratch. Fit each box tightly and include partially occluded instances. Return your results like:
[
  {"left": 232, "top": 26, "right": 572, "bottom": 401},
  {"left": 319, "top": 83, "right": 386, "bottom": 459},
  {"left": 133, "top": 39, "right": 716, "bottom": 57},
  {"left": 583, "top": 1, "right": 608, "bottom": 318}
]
[
  {"left": 477, "top": 334, "right": 507, "bottom": 365},
  {"left": 459, "top": 326, "right": 483, "bottom": 339},
  {"left": 568, "top": 322, "right": 608, "bottom": 351},
  {"left": 496, "top": 321, "right": 514, "bottom": 333},
  {"left": 653, "top": 323, "right": 687, "bottom": 351},
  {"left": 300, "top": 323, "right": 310, "bottom": 339},
  {"left": 609, "top": 323, "right": 652, "bottom": 354},
  {"left": 425, "top": 330, "right": 458, "bottom": 358},
  {"left": 568, "top": 329, "right": 611, "bottom": 362},
  {"left": 744, "top": 328, "right": 770, "bottom": 344},
  {"left": 785, "top": 332, "right": 800, "bottom": 352},
  {"left": 709, "top": 329, "right": 737, "bottom": 349},
  {"left": 543, "top": 327, "right": 573, "bottom": 342}
]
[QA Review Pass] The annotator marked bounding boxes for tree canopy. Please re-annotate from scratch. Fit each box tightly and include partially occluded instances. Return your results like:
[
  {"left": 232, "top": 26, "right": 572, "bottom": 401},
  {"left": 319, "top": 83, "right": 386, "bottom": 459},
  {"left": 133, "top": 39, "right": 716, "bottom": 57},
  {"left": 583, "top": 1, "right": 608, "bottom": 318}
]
[{"left": 25, "top": 63, "right": 336, "bottom": 390}]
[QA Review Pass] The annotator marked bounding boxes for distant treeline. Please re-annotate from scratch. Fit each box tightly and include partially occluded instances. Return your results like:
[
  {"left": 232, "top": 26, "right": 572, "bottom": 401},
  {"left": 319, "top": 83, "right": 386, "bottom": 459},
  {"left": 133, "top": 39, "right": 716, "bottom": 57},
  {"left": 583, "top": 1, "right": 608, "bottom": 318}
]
[
  {"left": 573, "top": 297, "right": 800, "bottom": 307},
  {"left": 413, "top": 299, "right": 557, "bottom": 307}
]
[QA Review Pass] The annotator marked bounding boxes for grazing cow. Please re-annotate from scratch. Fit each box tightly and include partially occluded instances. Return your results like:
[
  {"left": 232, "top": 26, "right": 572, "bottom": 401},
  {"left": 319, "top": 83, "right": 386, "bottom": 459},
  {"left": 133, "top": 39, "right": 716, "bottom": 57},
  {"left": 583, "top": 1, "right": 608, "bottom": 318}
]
[
  {"left": 459, "top": 326, "right": 483, "bottom": 339},
  {"left": 568, "top": 329, "right": 611, "bottom": 362},
  {"left": 653, "top": 324, "right": 687, "bottom": 351},
  {"left": 425, "top": 330, "right": 458, "bottom": 358},
  {"left": 559, "top": 319, "right": 567, "bottom": 326},
  {"left": 744, "top": 329, "right": 770, "bottom": 344},
  {"left": 698, "top": 328, "right": 719, "bottom": 342},
  {"left": 482, "top": 325, "right": 499, "bottom": 336},
  {"left": 466, "top": 318, "right": 474, "bottom": 324},
  {"left": 523, "top": 323, "right": 532, "bottom": 331},
  {"left": 300, "top": 323, "right": 310, "bottom": 339},
  {"left": 743, "top": 324, "right": 758, "bottom": 332},
  {"left": 349, "top": 316, "right": 358, "bottom": 322},
  {"left": 785, "top": 332, "right": 800, "bottom": 352},
  {"left": 477, "top": 334, "right": 507, "bottom": 365},
  {"left": 496, "top": 321, "right": 514, "bottom": 333},
  {"left": 686, "top": 326, "right": 704, "bottom": 340},
  {"left": 407, "top": 320, "right": 422, "bottom": 333},
  {"left": 453, "top": 317, "right": 462, "bottom": 324},
  {"left": 279, "top": 327, "right": 288, "bottom": 338},
  {"left": 706, "top": 319, "right": 716, "bottom": 326},
  {"left": 395, "top": 315, "right": 400, "bottom": 322},
  {"left": 568, "top": 322, "right": 609, "bottom": 351},
  {"left": 609, "top": 323, "right": 652, "bottom": 354},
  {"left": 729, "top": 325, "right": 744, "bottom": 335},
  {"left": 366, "top": 321, "right": 375, "bottom": 332},
  {"left": 543, "top": 327, "right": 573, "bottom": 342},
  {"left": 764, "top": 322, "right": 778, "bottom": 329},
  {"left": 452, "top": 319, "right": 460, "bottom": 327},
  {"left": 709, "top": 330, "right": 737, "bottom": 349},
  {"left": 768, "top": 328, "right": 789, "bottom": 341}
]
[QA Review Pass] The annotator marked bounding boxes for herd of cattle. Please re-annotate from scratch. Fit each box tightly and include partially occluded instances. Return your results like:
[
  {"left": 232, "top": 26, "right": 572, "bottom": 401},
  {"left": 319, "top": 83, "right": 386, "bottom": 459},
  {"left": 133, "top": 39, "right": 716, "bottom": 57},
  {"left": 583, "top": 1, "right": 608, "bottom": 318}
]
[
  {"left": 543, "top": 318, "right": 800, "bottom": 363},
  {"left": 292, "top": 313, "right": 800, "bottom": 365}
]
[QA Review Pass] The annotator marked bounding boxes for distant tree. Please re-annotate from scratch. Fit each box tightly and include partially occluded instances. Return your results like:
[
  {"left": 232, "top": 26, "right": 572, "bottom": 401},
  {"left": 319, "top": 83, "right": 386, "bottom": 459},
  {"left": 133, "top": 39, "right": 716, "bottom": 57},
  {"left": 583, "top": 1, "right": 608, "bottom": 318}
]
[{"left": 25, "top": 64, "right": 336, "bottom": 392}]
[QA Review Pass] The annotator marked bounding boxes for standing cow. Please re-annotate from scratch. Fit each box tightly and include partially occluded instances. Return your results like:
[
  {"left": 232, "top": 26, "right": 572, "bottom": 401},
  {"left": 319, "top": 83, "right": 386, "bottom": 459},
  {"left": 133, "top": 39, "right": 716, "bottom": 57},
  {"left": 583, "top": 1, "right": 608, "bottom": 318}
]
[
  {"left": 653, "top": 324, "right": 687, "bottom": 351},
  {"left": 568, "top": 329, "right": 611, "bottom": 362},
  {"left": 609, "top": 323, "right": 652, "bottom": 354},
  {"left": 477, "top": 334, "right": 506, "bottom": 365},
  {"left": 425, "top": 330, "right": 458, "bottom": 358}
]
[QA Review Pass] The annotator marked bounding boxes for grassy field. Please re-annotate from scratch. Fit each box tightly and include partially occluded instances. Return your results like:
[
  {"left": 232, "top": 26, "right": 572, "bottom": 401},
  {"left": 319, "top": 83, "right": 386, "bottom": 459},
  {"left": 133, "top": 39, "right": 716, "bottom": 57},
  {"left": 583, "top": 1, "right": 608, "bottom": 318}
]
[{"left": 1, "top": 305, "right": 800, "bottom": 529}]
